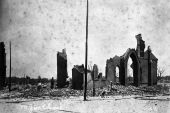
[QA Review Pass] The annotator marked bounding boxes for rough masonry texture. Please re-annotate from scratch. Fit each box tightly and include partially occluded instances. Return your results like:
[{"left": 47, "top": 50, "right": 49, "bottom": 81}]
[
  {"left": 57, "top": 49, "right": 68, "bottom": 88},
  {"left": 106, "top": 34, "right": 158, "bottom": 86},
  {"left": 0, "top": 42, "right": 6, "bottom": 90},
  {"left": 92, "top": 64, "right": 98, "bottom": 80},
  {"left": 72, "top": 64, "right": 93, "bottom": 90},
  {"left": 72, "top": 64, "right": 84, "bottom": 90},
  {"left": 72, "top": 64, "right": 108, "bottom": 90}
]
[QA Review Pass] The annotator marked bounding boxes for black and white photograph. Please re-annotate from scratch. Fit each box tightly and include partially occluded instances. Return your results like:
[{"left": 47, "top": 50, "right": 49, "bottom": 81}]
[{"left": 0, "top": 0, "right": 170, "bottom": 113}]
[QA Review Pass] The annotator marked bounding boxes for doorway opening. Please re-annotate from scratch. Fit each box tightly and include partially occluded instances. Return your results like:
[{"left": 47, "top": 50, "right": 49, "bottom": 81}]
[
  {"left": 127, "top": 58, "right": 134, "bottom": 85},
  {"left": 115, "top": 66, "right": 120, "bottom": 84}
]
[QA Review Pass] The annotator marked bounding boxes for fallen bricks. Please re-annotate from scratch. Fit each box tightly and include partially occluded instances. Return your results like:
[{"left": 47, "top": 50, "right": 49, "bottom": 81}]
[{"left": 0, "top": 84, "right": 168, "bottom": 99}]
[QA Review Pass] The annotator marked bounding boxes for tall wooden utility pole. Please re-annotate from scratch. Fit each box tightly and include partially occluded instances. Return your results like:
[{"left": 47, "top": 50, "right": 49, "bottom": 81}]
[
  {"left": 84, "top": 0, "right": 88, "bottom": 101},
  {"left": 9, "top": 41, "right": 11, "bottom": 92}
]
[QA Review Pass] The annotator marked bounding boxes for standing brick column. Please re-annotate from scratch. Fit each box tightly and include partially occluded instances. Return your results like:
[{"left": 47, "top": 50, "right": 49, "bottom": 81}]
[{"left": 57, "top": 49, "right": 68, "bottom": 88}]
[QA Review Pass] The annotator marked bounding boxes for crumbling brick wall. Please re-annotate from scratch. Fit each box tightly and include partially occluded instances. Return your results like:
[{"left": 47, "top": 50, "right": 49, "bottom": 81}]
[
  {"left": 0, "top": 42, "right": 6, "bottom": 90},
  {"left": 140, "top": 49, "right": 158, "bottom": 85},
  {"left": 57, "top": 49, "right": 68, "bottom": 88},
  {"left": 105, "top": 34, "right": 158, "bottom": 87},
  {"left": 72, "top": 65, "right": 84, "bottom": 90},
  {"left": 105, "top": 55, "right": 120, "bottom": 83}
]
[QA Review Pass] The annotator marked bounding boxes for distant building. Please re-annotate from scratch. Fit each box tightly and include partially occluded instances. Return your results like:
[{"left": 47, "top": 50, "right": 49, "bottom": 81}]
[
  {"left": 0, "top": 42, "right": 6, "bottom": 90},
  {"left": 106, "top": 34, "right": 158, "bottom": 86},
  {"left": 86, "top": 72, "right": 108, "bottom": 90},
  {"left": 57, "top": 49, "right": 68, "bottom": 88},
  {"left": 92, "top": 64, "right": 98, "bottom": 80}
]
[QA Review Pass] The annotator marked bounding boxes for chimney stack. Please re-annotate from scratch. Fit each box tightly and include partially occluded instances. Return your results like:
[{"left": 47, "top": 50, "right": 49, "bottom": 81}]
[{"left": 136, "top": 34, "right": 145, "bottom": 57}]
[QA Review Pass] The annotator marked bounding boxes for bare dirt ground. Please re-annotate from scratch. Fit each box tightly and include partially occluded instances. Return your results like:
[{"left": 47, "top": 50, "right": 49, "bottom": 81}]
[
  {"left": 0, "top": 95, "right": 170, "bottom": 113},
  {"left": 0, "top": 83, "right": 170, "bottom": 113}
]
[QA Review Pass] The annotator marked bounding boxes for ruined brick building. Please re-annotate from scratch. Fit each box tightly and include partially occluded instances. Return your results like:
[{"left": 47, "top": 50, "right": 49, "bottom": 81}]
[
  {"left": 72, "top": 64, "right": 85, "bottom": 90},
  {"left": 106, "top": 34, "right": 158, "bottom": 86},
  {"left": 57, "top": 49, "right": 68, "bottom": 88},
  {"left": 72, "top": 64, "right": 108, "bottom": 90},
  {"left": 0, "top": 42, "right": 6, "bottom": 89}
]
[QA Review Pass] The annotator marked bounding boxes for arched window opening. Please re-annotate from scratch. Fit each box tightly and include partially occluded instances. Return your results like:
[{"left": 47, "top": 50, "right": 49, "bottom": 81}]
[
  {"left": 127, "top": 58, "right": 134, "bottom": 85},
  {"left": 115, "top": 66, "right": 120, "bottom": 84}
]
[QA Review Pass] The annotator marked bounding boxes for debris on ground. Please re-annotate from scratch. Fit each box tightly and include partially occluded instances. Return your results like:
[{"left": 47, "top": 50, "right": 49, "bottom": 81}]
[{"left": 0, "top": 84, "right": 169, "bottom": 99}]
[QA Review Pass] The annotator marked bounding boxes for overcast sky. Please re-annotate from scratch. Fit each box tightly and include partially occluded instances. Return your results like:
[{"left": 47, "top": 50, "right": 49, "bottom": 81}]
[{"left": 0, "top": 0, "right": 170, "bottom": 78}]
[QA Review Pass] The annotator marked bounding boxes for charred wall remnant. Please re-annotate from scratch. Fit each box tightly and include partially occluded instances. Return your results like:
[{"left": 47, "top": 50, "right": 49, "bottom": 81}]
[
  {"left": 136, "top": 34, "right": 145, "bottom": 57},
  {"left": 92, "top": 64, "right": 98, "bottom": 80},
  {"left": 106, "top": 55, "right": 121, "bottom": 84},
  {"left": 72, "top": 64, "right": 106, "bottom": 90},
  {"left": 57, "top": 49, "right": 68, "bottom": 88},
  {"left": 106, "top": 34, "right": 158, "bottom": 86},
  {"left": 141, "top": 46, "right": 158, "bottom": 85},
  {"left": 72, "top": 64, "right": 93, "bottom": 90},
  {"left": 72, "top": 65, "right": 84, "bottom": 90},
  {"left": 0, "top": 42, "right": 6, "bottom": 90}
]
